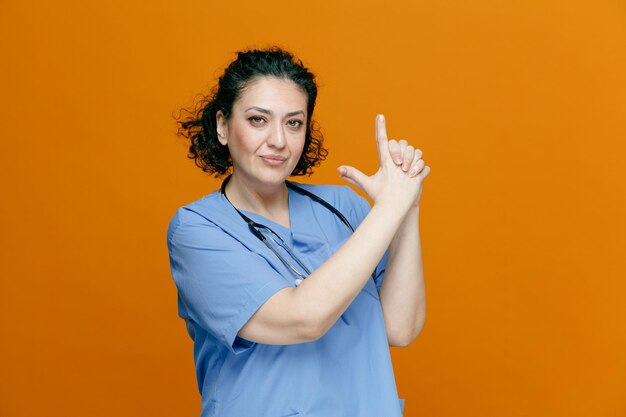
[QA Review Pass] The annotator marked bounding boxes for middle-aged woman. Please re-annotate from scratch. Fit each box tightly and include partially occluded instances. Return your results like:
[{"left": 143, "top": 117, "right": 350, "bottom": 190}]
[{"left": 166, "top": 46, "right": 431, "bottom": 417}]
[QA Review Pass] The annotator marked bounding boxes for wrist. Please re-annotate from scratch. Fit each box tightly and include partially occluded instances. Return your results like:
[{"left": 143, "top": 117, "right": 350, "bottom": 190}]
[{"left": 371, "top": 201, "right": 411, "bottom": 226}]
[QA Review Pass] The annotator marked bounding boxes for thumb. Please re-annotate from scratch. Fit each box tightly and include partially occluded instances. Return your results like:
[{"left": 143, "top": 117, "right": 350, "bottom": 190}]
[{"left": 337, "top": 165, "right": 369, "bottom": 190}]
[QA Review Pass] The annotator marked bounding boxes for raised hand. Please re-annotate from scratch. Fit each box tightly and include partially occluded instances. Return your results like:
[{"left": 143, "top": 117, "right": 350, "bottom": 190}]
[{"left": 337, "top": 114, "right": 431, "bottom": 212}]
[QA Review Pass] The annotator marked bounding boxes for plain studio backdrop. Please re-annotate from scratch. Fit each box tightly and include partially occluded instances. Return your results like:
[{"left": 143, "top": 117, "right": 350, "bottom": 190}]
[{"left": 1, "top": 1, "right": 625, "bottom": 416}]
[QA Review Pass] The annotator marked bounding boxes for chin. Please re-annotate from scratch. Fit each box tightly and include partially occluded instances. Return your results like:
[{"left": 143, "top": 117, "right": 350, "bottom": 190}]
[{"left": 251, "top": 168, "right": 293, "bottom": 186}]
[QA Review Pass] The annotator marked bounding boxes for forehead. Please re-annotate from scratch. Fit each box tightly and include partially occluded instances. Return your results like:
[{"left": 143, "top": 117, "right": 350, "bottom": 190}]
[{"left": 235, "top": 76, "right": 307, "bottom": 110}]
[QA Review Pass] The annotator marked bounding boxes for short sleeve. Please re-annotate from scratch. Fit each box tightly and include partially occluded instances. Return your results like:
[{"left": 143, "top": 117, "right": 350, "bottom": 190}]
[
  {"left": 344, "top": 188, "right": 389, "bottom": 292},
  {"left": 166, "top": 208, "right": 292, "bottom": 355}
]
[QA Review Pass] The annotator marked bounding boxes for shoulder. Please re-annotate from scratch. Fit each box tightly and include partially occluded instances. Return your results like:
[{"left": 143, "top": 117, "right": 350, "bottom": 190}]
[{"left": 166, "top": 190, "right": 225, "bottom": 247}]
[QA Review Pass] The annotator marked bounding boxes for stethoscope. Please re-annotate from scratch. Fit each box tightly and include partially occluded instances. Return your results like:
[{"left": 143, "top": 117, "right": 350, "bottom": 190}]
[{"left": 220, "top": 174, "right": 375, "bottom": 287}]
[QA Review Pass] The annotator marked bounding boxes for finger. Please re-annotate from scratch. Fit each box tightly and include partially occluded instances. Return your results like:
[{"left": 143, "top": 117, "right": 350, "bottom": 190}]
[
  {"left": 388, "top": 140, "right": 402, "bottom": 165},
  {"left": 416, "top": 165, "right": 431, "bottom": 180},
  {"left": 409, "top": 158, "right": 425, "bottom": 177},
  {"left": 408, "top": 148, "right": 424, "bottom": 176},
  {"left": 408, "top": 154, "right": 422, "bottom": 177},
  {"left": 339, "top": 174, "right": 360, "bottom": 188},
  {"left": 337, "top": 165, "right": 369, "bottom": 190},
  {"left": 402, "top": 145, "right": 414, "bottom": 172},
  {"left": 397, "top": 140, "right": 408, "bottom": 165},
  {"left": 375, "top": 114, "right": 390, "bottom": 165}
]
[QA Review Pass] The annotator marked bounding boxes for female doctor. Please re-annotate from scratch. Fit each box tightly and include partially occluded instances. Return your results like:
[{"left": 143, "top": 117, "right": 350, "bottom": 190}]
[{"left": 167, "top": 47, "right": 430, "bottom": 417}]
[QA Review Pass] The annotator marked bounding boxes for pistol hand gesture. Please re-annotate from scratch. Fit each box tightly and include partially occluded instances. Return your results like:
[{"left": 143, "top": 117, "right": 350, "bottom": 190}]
[{"left": 338, "top": 114, "right": 431, "bottom": 211}]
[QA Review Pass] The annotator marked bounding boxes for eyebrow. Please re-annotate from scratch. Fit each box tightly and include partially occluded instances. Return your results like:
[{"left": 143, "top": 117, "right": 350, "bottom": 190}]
[{"left": 245, "top": 106, "right": 305, "bottom": 117}]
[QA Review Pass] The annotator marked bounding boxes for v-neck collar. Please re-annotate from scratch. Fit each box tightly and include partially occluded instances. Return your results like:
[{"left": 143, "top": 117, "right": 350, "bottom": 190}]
[
  {"left": 233, "top": 182, "right": 316, "bottom": 240},
  {"left": 218, "top": 178, "right": 332, "bottom": 251},
  {"left": 236, "top": 185, "right": 295, "bottom": 233},
  {"left": 212, "top": 181, "right": 335, "bottom": 262}
]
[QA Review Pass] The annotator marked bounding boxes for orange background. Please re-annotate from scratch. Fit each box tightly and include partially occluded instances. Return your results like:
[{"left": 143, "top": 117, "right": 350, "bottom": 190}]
[{"left": 1, "top": 0, "right": 625, "bottom": 416}]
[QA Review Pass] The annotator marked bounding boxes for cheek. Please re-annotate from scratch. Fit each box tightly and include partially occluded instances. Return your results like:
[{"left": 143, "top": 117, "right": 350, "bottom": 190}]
[
  {"left": 290, "top": 140, "right": 307, "bottom": 167},
  {"left": 293, "top": 133, "right": 307, "bottom": 151},
  {"left": 289, "top": 141, "right": 304, "bottom": 162},
  {"left": 228, "top": 131, "right": 260, "bottom": 156}
]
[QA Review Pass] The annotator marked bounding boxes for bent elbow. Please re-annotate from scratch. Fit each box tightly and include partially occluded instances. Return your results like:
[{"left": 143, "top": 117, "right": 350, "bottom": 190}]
[
  {"left": 296, "top": 304, "right": 326, "bottom": 342},
  {"left": 299, "top": 319, "right": 326, "bottom": 342},
  {"left": 389, "top": 334, "right": 412, "bottom": 348},
  {"left": 293, "top": 288, "right": 333, "bottom": 342},
  {"left": 390, "top": 319, "right": 426, "bottom": 347}
]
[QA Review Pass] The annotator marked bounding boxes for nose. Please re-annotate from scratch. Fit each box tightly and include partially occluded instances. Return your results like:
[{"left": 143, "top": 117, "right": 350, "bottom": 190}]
[{"left": 266, "top": 121, "right": 287, "bottom": 149}]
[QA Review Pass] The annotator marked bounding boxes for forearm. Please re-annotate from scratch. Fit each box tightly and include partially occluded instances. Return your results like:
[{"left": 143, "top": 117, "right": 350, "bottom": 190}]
[
  {"left": 294, "top": 203, "right": 407, "bottom": 338},
  {"left": 379, "top": 206, "right": 426, "bottom": 346}
]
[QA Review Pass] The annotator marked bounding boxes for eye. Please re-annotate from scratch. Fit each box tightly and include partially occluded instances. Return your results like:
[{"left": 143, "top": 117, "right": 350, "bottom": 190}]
[
  {"left": 287, "top": 119, "right": 304, "bottom": 128},
  {"left": 248, "top": 116, "right": 266, "bottom": 124}
]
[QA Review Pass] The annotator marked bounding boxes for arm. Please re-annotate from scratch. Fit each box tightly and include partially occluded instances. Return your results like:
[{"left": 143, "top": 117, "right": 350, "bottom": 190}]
[
  {"left": 378, "top": 136, "right": 429, "bottom": 347},
  {"left": 238, "top": 197, "right": 414, "bottom": 343},
  {"left": 379, "top": 205, "right": 426, "bottom": 347},
  {"left": 239, "top": 114, "right": 431, "bottom": 344}
]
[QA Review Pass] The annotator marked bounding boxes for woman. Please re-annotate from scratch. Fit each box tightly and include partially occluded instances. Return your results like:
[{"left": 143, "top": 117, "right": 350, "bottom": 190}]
[{"left": 167, "top": 46, "right": 430, "bottom": 417}]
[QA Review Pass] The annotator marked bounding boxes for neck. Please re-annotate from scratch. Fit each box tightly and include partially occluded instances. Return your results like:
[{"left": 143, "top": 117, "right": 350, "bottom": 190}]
[{"left": 224, "top": 172, "right": 290, "bottom": 221}]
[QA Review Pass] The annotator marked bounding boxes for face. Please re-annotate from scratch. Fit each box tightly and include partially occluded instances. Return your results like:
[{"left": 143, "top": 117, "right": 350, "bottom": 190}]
[{"left": 216, "top": 76, "right": 308, "bottom": 189}]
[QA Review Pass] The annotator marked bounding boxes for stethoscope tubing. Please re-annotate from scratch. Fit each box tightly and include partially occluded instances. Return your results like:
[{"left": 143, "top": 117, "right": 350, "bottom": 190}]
[{"left": 220, "top": 175, "right": 373, "bottom": 285}]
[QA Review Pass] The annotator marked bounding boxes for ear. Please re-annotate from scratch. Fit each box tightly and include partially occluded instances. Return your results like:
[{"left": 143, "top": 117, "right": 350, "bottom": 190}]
[{"left": 215, "top": 110, "right": 228, "bottom": 146}]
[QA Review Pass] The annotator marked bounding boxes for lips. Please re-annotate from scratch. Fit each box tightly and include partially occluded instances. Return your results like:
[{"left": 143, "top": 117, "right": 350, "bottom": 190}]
[
  {"left": 260, "top": 155, "right": 287, "bottom": 161},
  {"left": 260, "top": 155, "right": 288, "bottom": 166}
]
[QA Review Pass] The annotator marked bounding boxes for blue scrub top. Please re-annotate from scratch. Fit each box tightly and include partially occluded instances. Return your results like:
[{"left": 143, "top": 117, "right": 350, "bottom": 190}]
[{"left": 166, "top": 182, "right": 405, "bottom": 417}]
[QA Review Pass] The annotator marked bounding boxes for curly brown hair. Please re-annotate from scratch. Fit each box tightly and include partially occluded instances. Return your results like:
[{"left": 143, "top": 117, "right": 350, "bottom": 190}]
[{"left": 175, "top": 46, "right": 328, "bottom": 178}]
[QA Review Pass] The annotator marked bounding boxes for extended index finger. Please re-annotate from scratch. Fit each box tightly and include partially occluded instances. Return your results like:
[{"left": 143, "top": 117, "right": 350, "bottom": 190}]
[{"left": 375, "top": 114, "right": 390, "bottom": 164}]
